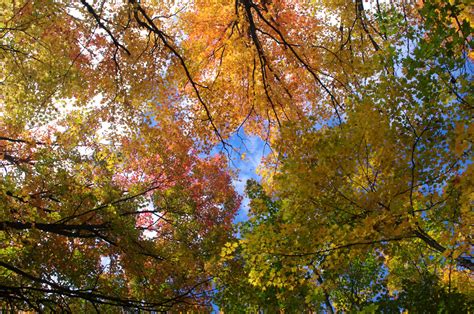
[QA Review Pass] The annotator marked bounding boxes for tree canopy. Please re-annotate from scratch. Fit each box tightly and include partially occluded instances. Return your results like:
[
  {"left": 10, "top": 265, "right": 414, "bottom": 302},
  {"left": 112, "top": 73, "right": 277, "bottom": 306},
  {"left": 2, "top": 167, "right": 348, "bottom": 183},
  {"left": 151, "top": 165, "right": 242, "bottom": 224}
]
[{"left": 1, "top": 0, "right": 473, "bottom": 312}]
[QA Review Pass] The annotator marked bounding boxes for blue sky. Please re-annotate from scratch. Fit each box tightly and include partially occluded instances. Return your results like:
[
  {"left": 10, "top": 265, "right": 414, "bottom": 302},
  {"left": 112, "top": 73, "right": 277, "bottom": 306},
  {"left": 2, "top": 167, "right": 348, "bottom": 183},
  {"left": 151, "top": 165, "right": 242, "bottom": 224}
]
[{"left": 213, "top": 129, "right": 268, "bottom": 223}]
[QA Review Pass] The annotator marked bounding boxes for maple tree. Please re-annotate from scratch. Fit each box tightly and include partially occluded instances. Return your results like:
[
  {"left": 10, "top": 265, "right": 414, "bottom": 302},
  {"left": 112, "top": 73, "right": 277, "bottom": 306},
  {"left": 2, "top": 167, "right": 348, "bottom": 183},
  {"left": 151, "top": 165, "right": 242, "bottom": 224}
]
[
  {"left": 1, "top": 103, "right": 242, "bottom": 311},
  {"left": 1, "top": 0, "right": 473, "bottom": 312},
  {"left": 1, "top": 1, "right": 242, "bottom": 310},
  {"left": 217, "top": 0, "right": 473, "bottom": 311},
  {"left": 1, "top": 102, "right": 240, "bottom": 311}
]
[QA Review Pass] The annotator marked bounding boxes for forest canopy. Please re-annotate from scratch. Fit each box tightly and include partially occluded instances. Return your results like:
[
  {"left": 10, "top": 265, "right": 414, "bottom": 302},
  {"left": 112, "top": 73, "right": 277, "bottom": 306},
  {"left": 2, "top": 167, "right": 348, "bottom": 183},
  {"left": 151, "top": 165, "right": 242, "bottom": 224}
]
[{"left": 1, "top": 0, "right": 473, "bottom": 312}]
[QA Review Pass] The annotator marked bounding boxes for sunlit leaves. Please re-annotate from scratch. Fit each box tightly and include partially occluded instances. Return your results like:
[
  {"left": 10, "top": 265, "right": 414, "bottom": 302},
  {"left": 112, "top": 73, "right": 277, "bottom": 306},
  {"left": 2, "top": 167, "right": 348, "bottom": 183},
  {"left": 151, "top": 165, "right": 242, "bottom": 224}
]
[{"left": 1, "top": 0, "right": 473, "bottom": 311}]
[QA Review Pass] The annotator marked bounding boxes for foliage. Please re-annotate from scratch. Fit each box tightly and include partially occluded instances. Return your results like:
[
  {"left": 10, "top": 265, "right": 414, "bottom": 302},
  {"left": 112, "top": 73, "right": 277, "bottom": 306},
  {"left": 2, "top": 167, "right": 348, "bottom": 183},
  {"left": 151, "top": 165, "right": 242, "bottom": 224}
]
[
  {"left": 1, "top": 0, "right": 472, "bottom": 312},
  {"left": 0, "top": 113, "right": 240, "bottom": 311},
  {"left": 214, "top": 0, "right": 473, "bottom": 311}
]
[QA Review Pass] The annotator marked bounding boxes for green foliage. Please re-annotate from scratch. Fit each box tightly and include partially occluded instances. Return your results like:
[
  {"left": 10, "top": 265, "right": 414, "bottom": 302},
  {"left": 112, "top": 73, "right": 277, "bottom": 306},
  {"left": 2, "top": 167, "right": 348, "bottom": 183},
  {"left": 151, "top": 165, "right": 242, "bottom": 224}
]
[{"left": 396, "top": 273, "right": 473, "bottom": 313}]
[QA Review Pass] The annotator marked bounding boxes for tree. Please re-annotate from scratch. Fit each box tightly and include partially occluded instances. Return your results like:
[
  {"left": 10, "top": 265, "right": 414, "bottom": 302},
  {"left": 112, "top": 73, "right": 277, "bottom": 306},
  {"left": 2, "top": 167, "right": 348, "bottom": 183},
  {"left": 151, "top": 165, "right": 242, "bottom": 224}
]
[
  {"left": 230, "top": 0, "right": 473, "bottom": 311},
  {"left": 1, "top": 0, "right": 472, "bottom": 312},
  {"left": 1, "top": 1, "right": 241, "bottom": 310},
  {"left": 1, "top": 112, "right": 240, "bottom": 311}
]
